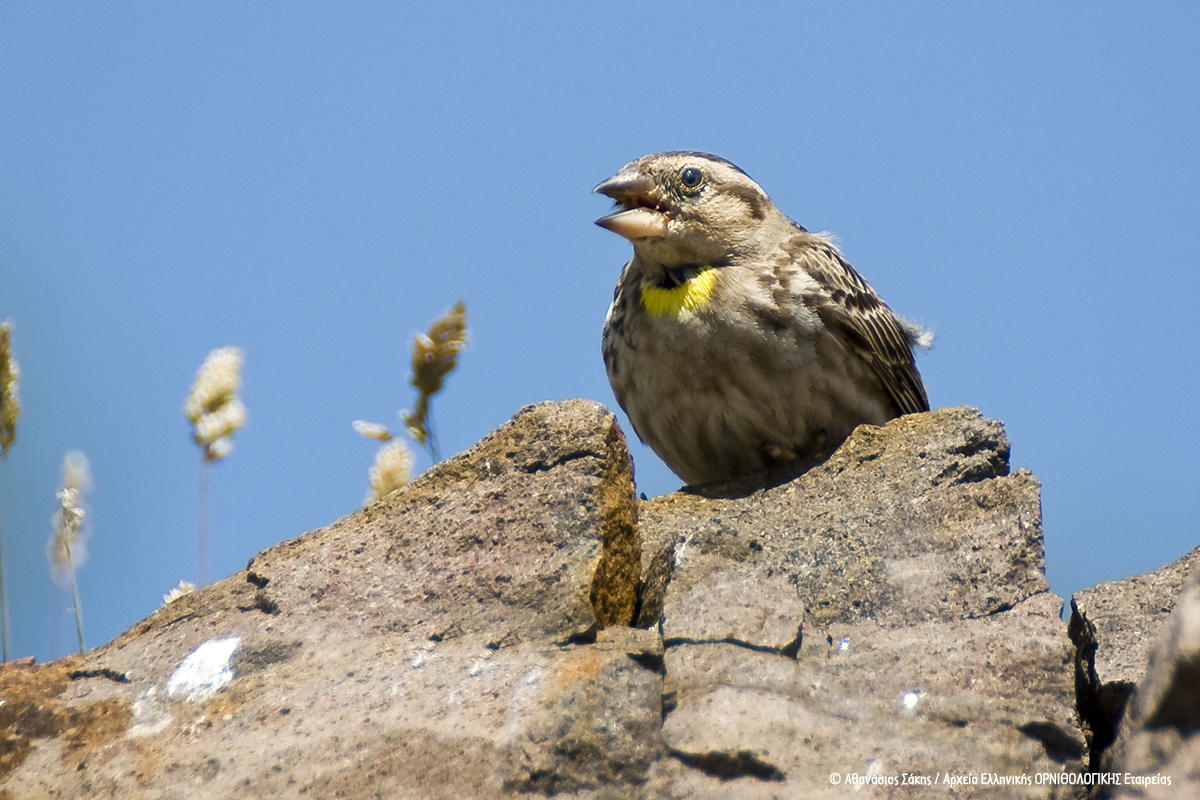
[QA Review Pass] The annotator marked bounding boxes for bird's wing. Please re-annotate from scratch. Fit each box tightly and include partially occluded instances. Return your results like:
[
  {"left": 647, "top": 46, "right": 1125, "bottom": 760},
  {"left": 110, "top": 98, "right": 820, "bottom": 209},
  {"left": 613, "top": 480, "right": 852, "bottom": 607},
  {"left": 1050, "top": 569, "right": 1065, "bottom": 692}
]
[{"left": 791, "top": 237, "right": 930, "bottom": 415}]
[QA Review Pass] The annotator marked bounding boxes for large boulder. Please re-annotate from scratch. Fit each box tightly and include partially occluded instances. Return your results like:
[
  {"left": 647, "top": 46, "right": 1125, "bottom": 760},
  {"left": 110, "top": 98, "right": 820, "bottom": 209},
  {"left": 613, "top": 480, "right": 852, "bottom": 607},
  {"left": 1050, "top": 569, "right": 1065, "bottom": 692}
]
[
  {"left": 0, "top": 402, "right": 1086, "bottom": 798},
  {"left": 1, "top": 400, "right": 646, "bottom": 798},
  {"left": 637, "top": 406, "right": 1083, "bottom": 799}
]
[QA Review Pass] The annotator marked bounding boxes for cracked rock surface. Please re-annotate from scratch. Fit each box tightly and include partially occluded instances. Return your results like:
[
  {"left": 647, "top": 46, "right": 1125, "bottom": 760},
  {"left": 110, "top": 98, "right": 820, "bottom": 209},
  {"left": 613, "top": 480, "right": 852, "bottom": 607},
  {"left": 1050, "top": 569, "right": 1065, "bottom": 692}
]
[
  {"left": 1, "top": 402, "right": 1086, "bottom": 798},
  {"left": 1068, "top": 544, "right": 1200, "bottom": 775},
  {"left": 1096, "top": 572, "right": 1200, "bottom": 798},
  {"left": 1070, "top": 549, "right": 1200, "bottom": 798},
  {"left": 638, "top": 405, "right": 1083, "bottom": 799}
]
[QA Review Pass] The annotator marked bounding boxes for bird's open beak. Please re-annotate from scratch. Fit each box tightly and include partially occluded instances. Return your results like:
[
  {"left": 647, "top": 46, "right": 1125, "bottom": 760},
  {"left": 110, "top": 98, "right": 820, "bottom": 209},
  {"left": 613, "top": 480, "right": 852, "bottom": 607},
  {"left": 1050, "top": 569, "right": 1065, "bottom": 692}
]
[{"left": 594, "top": 170, "right": 669, "bottom": 240}]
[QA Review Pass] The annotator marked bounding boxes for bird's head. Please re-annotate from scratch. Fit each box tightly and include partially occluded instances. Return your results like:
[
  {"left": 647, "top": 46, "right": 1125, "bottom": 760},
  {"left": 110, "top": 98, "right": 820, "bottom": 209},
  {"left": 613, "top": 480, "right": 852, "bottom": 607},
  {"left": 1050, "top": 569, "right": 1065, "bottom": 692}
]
[{"left": 594, "top": 151, "right": 792, "bottom": 266}]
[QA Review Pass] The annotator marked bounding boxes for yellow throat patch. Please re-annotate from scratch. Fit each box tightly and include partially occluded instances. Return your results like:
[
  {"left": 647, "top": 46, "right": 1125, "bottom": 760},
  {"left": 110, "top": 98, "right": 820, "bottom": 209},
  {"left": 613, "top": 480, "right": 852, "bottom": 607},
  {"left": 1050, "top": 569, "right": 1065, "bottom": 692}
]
[{"left": 640, "top": 267, "right": 718, "bottom": 318}]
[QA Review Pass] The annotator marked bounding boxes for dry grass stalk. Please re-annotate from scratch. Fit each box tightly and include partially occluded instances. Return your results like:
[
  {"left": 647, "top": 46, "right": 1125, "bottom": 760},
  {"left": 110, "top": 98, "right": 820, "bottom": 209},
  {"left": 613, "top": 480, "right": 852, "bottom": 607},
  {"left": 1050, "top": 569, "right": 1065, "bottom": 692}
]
[
  {"left": 47, "top": 450, "right": 91, "bottom": 654},
  {"left": 0, "top": 321, "right": 17, "bottom": 661},
  {"left": 184, "top": 347, "right": 247, "bottom": 461},
  {"left": 353, "top": 302, "right": 466, "bottom": 500},
  {"left": 368, "top": 440, "right": 414, "bottom": 501},
  {"left": 0, "top": 322, "right": 17, "bottom": 460},
  {"left": 184, "top": 347, "right": 247, "bottom": 584},
  {"left": 403, "top": 302, "right": 466, "bottom": 461},
  {"left": 162, "top": 579, "right": 196, "bottom": 606}
]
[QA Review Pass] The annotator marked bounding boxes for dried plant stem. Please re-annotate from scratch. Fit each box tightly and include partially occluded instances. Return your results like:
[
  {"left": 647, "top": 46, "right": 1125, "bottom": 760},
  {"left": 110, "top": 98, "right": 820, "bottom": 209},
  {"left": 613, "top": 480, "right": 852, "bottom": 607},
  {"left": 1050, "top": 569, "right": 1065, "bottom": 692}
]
[
  {"left": 424, "top": 407, "right": 440, "bottom": 463},
  {"left": 0, "top": 321, "right": 17, "bottom": 663},
  {"left": 198, "top": 457, "right": 209, "bottom": 585},
  {"left": 67, "top": 547, "right": 84, "bottom": 654},
  {"left": 185, "top": 346, "right": 246, "bottom": 585},
  {"left": 403, "top": 302, "right": 465, "bottom": 464},
  {"left": 47, "top": 452, "right": 89, "bottom": 657},
  {"left": 0, "top": 464, "right": 7, "bottom": 662}
]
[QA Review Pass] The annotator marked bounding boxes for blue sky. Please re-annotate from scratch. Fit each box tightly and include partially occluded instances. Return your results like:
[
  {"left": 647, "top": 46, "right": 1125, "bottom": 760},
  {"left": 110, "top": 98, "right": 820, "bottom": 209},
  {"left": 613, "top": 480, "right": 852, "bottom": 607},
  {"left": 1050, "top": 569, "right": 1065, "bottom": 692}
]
[{"left": 2, "top": 3, "right": 1198, "bottom": 661}]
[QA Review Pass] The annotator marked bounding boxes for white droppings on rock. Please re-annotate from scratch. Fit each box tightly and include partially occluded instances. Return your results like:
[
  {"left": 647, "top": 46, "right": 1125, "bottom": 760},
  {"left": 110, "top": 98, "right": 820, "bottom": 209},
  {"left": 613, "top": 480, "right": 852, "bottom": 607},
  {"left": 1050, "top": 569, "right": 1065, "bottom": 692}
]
[
  {"left": 166, "top": 636, "right": 240, "bottom": 703},
  {"left": 900, "top": 690, "right": 922, "bottom": 712}
]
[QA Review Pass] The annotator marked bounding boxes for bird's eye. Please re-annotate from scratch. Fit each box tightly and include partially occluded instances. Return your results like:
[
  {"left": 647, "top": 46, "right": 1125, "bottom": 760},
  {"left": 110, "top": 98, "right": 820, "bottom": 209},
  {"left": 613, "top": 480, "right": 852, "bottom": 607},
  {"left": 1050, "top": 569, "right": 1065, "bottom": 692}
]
[{"left": 680, "top": 167, "right": 703, "bottom": 189}]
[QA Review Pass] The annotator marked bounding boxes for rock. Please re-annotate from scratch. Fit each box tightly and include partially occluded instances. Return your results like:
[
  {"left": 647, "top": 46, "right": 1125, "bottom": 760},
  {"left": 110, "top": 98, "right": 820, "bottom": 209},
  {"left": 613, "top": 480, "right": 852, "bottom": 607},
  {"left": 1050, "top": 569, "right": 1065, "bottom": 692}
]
[
  {"left": 638, "top": 406, "right": 1084, "bottom": 798},
  {"left": 648, "top": 593, "right": 1082, "bottom": 799},
  {"left": 660, "top": 561, "right": 804, "bottom": 653},
  {"left": 242, "top": 398, "right": 641, "bottom": 643},
  {"left": 1095, "top": 572, "right": 1200, "bottom": 798},
  {"left": 642, "top": 406, "right": 1047, "bottom": 633},
  {"left": 0, "top": 402, "right": 1088, "bottom": 799},
  {"left": 1068, "top": 545, "right": 1200, "bottom": 769},
  {"left": 498, "top": 627, "right": 665, "bottom": 795},
  {"left": 0, "top": 400, "right": 646, "bottom": 799}
]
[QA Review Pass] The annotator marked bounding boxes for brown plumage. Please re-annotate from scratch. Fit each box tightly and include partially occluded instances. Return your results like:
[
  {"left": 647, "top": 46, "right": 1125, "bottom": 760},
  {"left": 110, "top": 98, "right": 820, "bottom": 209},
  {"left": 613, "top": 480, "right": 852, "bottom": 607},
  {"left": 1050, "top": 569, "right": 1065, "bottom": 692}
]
[{"left": 596, "top": 151, "right": 930, "bottom": 485}]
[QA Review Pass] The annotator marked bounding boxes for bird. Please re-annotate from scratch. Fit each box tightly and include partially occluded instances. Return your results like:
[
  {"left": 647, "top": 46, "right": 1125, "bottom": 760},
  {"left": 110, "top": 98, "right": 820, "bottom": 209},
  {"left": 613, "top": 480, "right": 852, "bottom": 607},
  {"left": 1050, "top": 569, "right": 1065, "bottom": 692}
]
[{"left": 595, "top": 151, "right": 931, "bottom": 486}]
